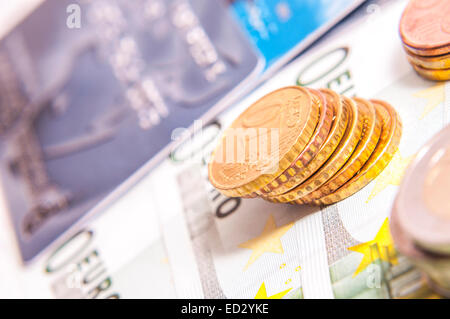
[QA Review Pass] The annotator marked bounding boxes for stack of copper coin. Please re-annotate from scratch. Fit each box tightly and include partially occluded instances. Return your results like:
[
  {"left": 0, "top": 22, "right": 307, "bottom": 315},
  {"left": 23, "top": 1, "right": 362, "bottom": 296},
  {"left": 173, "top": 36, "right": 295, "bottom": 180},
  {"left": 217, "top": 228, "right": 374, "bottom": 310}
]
[
  {"left": 208, "top": 86, "right": 402, "bottom": 205},
  {"left": 399, "top": 0, "right": 450, "bottom": 81},
  {"left": 391, "top": 125, "right": 450, "bottom": 297}
]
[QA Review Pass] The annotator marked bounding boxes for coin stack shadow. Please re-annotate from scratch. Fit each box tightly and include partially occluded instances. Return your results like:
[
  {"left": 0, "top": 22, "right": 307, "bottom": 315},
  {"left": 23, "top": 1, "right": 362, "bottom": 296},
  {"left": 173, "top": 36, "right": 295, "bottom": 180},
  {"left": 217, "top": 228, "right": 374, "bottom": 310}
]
[
  {"left": 208, "top": 86, "right": 402, "bottom": 206},
  {"left": 399, "top": 0, "right": 450, "bottom": 81}
]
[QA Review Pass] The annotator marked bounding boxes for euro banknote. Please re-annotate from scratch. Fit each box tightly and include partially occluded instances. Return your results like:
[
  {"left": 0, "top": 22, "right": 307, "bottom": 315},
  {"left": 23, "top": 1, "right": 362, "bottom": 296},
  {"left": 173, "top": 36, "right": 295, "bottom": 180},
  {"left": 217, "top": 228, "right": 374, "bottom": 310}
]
[{"left": 0, "top": 0, "right": 448, "bottom": 299}]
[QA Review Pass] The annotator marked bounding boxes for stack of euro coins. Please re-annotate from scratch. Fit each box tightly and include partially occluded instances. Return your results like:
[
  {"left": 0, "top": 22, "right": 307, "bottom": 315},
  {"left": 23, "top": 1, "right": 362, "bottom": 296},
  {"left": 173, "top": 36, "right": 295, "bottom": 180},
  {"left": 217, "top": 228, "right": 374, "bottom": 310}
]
[
  {"left": 208, "top": 86, "right": 402, "bottom": 206},
  {"left": 399, "top": 0, "right": 450, "bottom": 81},
  {"left": 391, "top": 125, "right": 450, "bottom": 297}
]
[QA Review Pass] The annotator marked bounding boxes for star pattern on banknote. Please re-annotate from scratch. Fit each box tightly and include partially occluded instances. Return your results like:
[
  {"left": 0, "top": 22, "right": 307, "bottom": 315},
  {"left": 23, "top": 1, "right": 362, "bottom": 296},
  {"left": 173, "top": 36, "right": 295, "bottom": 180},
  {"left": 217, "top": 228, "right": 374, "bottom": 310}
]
[
  {"left": 348, "top": 218, "right": 397, "bottom": 277},
  {"left": 254, "top": 282, "right": 292, "bottom": 299},
  {"left": 366, "top": 151, "right": 414, "bottom": 202},
  {"left": 239, "top": 214, "right": 294, "bottom": 271},
  {"left": 414, "top": 83, "right": 445, "bottom": 120}
]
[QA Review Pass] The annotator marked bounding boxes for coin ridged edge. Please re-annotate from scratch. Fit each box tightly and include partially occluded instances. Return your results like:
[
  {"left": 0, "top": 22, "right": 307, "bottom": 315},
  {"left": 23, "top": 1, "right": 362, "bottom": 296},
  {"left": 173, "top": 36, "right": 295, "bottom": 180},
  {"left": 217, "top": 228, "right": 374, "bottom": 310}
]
[
  {"left": 269, "top": 96, "right": 364, "bottom": 204},
  {"left": 261, "top": 89, "right": 349, "bottom": 198},
  {"left": 301, "top": 97, "right": 382, "bottom": 202},
  {"left": 256, "top": 89, "right": 334, "bottom": 196},
  {"left": 313, "top": 99, "right": 402, "bottom": 205}
]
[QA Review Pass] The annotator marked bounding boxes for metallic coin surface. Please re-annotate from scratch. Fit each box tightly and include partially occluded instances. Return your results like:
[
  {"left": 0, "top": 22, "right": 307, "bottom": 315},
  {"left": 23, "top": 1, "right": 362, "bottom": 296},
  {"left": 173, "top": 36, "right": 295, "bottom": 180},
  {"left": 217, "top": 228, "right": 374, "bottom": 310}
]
[
  {"left": 395, "top": 125, "right": 450, "bottom": 256},
  {"left": 302, "top": 98, "right": 382, "bottom": 202},
  {"left": 256, "top": 88, "right": 333, "bottom": 196},
  {"left": 404, "top": 43, "right": 450, "bottom": 57},
  {"left": 261, "top": 89, "right": 348, "bottom": 197},
  {"left": 391, "top": 202, "right": 450, "bottom": 296},
  {"left": 208, "top": 86, "right": 319, "bottom": 197},
  {"left": 313, "top": 99, "right": 402, "bottom": 205},
  {"left": 412, "top": 64, "right": 450, "bottom": 81},
  {"left": 406, "top": 50, "right": 450, "bottom": 69},
  {"left": 400, "top": 0, "right": 450, "bottom": 54},
  {"left": 268, "top": 96, "right": 363, "bottom": 204}
]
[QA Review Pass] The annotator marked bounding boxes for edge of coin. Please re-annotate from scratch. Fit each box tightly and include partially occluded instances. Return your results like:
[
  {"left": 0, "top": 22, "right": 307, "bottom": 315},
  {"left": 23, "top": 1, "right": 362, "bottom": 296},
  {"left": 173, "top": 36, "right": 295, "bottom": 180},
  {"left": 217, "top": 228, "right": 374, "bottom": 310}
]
[
  {"left": 256, "top": 88, "right": 333, "bottom": 197},
  {"left": 391, "top": 201, "right": 450, "bottom": 295},
  {"left": 402, "top": 42, "right": 450, "bottom": 58},
  {"left": 411, "top": 63, "right": 450, "bottom": 81},
  {"left": 405, "top": 51, "right": 450, "bottom": 70},
  {"left": 302, "top": 97, "right": 382, "bottom": 202},
  {"left": 399, "top": 0, "right": 450, "bottom": 55},
  {"left": 209, "top": 86, "right": 320, "bottom": 197},
  {"left": 312, "top": 99, "right": 402, "bottom": 206},
  {"left": 269, "top": 95, "right": 363, "bottom": 204},
  {"left": 395, "top": 124, "right": 450, "bottom": 255},
  {"left": 261, "top": 89, "right": 349, "bottom": 198}
]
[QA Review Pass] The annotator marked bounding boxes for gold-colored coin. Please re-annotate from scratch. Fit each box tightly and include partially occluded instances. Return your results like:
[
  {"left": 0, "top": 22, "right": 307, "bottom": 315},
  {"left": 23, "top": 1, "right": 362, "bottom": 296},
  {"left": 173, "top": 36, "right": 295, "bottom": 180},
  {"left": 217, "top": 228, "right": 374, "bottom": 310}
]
[
  {"left": 411, "top": 63, "right": 450, "bottom": 81},
  {"left": 208, "top": 86, "right": 319, "bottom": 197},
  {"left": 313, "top": 99, "right": 402, "bottom": 205},
  {"left": 300, "top": 98, "right": 382, "bottom": 203},
  {"left": 406, "top": 51, "right": 450, "bottom": 70},
  {"left": 260, "top": 89, "right": 348, "bottom": 197},
  {"left": 267, "top": 96, "right": 363, "bottom": 203},
  {"left": 255, "top": 88, "right": 333, "bottom": 196}
]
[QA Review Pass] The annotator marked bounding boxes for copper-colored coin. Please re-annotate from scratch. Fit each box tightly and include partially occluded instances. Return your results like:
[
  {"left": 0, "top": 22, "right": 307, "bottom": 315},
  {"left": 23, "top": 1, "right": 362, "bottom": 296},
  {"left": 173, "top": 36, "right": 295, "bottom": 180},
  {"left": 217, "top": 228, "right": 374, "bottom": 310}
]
[
  {"left": 406, "top": 50, "right": 450, "bottom": 69},
  {"left": 400, "top": 0, "right": 450, "bottom": 56},
  {"left": 208, "top": 86, "right": 319, "bottom": 197},
  {"left": 404, "top": 44, "right": 450, "bottom": 57},
  {"left": 267, "top": 96, "right": 363, "bottom": 204},
  {"left": 412, "top": 63, "right": 450, "bottom": 81},
  {"left": 255, "top": 88, "right": 333, "bottom": 196},
  {"left": 313, "top": 100, "right": 402, "bottom": 206},
  {"left": 301, "top": 98, "right": 382, "bottom": 202}
]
